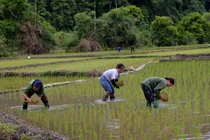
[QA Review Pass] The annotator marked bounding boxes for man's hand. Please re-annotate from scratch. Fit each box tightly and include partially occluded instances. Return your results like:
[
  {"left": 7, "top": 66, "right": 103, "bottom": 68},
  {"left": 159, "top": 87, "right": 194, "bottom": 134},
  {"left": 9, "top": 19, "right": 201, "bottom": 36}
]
[
  {"left": 25, "top": 99, "right": 36, "bottom": 104},
  {"left": 159, "top": 92, "right": 168, "bottom": 102},
  {"left": 27, "top": 98, "right": 33, "bottom": 103},
  {"left": 160, "top": 97, "right": 167, "bottom": 102}
]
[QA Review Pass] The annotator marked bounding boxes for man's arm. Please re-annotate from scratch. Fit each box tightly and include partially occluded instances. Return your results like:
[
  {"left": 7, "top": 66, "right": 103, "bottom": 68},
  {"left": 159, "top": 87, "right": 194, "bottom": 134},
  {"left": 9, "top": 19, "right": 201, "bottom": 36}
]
[
  {"left": 158, "top": 94, "right": 167, "bottom": 102},
  {"left": 22, "top": 93, "right": 33, "bottom": 103},
  {"left": 155, "top": 89, "right": 167, "bottom": 101},
  {"left": 111, "top": 79, "right": 119, "bottom": 88}
]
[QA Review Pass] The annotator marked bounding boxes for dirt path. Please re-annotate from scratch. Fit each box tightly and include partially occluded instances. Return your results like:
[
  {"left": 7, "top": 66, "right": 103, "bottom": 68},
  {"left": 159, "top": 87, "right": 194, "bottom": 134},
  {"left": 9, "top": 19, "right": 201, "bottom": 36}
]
[{"left": 0, "top": 110, "right": 68, "bottom": 140}]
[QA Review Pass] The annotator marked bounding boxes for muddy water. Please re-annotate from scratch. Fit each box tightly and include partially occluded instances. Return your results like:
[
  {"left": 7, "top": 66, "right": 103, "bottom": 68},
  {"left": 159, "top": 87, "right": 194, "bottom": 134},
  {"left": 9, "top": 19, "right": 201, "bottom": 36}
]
[
  {"left": 1, "top": 60, "right": 210, "bottom": 139},
  {"left": 172, "top": 124, "right": 210, "bottom": 140},
  {"left": 159, "top": 103, "right": 178, "bottom": 109},
  {"left": 1, "top": 90, "right": 210, "bottom": 140},
  {"left": 94, "top": 97, "right": 126, "bottom": 104}
]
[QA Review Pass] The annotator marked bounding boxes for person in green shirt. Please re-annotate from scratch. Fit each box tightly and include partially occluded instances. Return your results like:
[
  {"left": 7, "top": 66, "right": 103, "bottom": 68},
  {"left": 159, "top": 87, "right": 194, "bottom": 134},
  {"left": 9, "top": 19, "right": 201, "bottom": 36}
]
[
  {"left": 141, "top": 77, "right": 175, "bottom": 108},
  {"left": 22, "top": 79, "right": 49, "bottom": 110}
]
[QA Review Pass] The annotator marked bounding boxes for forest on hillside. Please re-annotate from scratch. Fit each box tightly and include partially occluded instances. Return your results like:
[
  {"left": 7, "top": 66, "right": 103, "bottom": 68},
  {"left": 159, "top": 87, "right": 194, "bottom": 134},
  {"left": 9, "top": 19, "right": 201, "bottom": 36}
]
[{"left": 0, "top": 0, "right": 210, "bottom": 56}]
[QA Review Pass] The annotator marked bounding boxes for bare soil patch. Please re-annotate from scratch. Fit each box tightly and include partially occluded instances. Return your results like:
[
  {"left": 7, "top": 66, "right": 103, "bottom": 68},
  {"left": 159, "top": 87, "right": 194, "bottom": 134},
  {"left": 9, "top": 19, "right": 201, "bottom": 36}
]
[
  {"left": 0, "top": 111, "right": 68, "bottom": 140},
  {"left": 160, "top": 54, "right": 210, "bottom": 61}
]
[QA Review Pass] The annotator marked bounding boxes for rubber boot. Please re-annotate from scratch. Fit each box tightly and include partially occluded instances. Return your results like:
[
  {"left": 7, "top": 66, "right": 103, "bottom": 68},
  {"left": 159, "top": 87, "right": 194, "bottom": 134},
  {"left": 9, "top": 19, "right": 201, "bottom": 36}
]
[
  {"left": 102, "top": 92, "right": 110, "bottom": 101},
  {"left": 44, "top": 103, "right": 50, "bottom": 108},
  {"left": 152, "top": 100, "right": 159, "bottom": 108},
  {"left": 110, "top": 94, "right": 115, "bottom": 101},
  {"left": 22, "top": 102, "right": 28, "bottom": 110},
  {"left": 146, "top": 101, "right": 151, "bottom": 107}
]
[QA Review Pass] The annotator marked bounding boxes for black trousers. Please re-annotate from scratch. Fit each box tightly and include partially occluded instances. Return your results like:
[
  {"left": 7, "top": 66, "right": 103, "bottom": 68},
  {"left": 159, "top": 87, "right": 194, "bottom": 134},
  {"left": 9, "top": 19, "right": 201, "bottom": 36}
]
[
  {"left": 131, "top": 48, "right": 135, "bottom": 52},
  {"left": 141, "top": 83, "right": 156, "bottom": 103},
  {"left": 23, "top": 93, "right": 49, "bottom": 110}
]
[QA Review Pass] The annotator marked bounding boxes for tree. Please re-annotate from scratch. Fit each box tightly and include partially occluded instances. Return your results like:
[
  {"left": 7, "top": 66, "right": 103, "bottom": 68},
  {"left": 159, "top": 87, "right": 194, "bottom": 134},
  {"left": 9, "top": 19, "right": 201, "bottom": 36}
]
[
  {"left": 0, "top": 0, "right": 55, "bottom": 55},
  {"left": 0, "top": 0, "right": 30, "bottom": 53},
  {"left": 50, "top": 0, "right": 76, "bottom": 30},
  {"left": 74, "top": 12, "right": 94, "bottom": 39},
  {"left": 97, "top": 6, "right": 143, "bottom": 48},
  {"left": 26, "top": 0, "right": 208, "bottom": 32},
  {"left": 177, "top": 12, "right": 210, "bottom": 44},
  {"left": 1, "top": 0, "right": 30, "bottom": 21},
  {"left": 126, "top": 0, "right": 206, "bottom": 22},
  {"left": 28, "top": 0, "right": 51, "bottom": 20},
  {"left": 205, "top": 0, "right": 210, "bottom": 11},
  {"left": 151, "top": 16, "right": 178, "bottom": 46},
  {"left": 73, "top": 12, "right": 101, "bottom": 52}
]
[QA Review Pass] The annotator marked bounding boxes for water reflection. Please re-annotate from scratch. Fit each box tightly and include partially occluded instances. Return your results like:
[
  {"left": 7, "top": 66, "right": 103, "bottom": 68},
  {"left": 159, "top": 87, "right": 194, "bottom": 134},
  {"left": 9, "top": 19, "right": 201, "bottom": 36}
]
[
  {"left": 103, "top": 114, "right": 120, "bottom": 138},
  {"left": 94, "top": 97, "right": 125, "bottom": 104},
  {"left": 159, "top": 103, "right": 178, "bottom": 109}
]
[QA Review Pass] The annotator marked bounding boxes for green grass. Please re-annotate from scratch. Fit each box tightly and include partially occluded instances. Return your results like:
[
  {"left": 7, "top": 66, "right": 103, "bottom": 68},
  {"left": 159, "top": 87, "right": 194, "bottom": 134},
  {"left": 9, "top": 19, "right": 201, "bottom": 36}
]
[
  {"left": 0, "top": 122, "right": 17, "bottom": 134},
  {"left": 140, "top": 47, "right": 210, "bottom": 57},
  {"left": 0, "top": 76, "right": 85, "bottom": 91},
  {"left": 94, "top": 47, "right": 210, "bottom": 59},
  {"left": 0, "top": 59, "right": 208, "bottom": 139},
  {"left": 0, "top": 46, "right": 210, "bottom": 139},
  {"left": 6, "top": 43, "right": 208, "bottom": 59},
  {"left": 0, "top": 58, "right": 87, "bottom": 69},
  {"left": 9, "top": 58, "right": 152, "bottom": 72},
  {"left": 0, "top": 122, "right": 31, "bottom": 140}
]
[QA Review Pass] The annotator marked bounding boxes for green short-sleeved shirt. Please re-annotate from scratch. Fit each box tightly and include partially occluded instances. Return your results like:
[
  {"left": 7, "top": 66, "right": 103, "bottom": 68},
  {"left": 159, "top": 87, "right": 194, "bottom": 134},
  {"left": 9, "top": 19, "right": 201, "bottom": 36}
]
[
  {"left": 141, "top": 77, "right": 167, "bottom": 94},
  {"left": 22, "top": 80, "right": 44, "bottom": 97}
]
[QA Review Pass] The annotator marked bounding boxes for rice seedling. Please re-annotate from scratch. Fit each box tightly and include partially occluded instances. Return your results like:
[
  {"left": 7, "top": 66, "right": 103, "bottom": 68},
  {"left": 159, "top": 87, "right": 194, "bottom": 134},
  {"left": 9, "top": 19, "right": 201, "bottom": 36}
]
[
  {"left": 0, "top": 58, "right": 85, "bottom": 69},
  {"left": 0, "top": 49, "right": 210, "bottom": 139},
  {"left": 0, "top": 76, "right": 85, "bottom": 91},
  {"left": 7, "top": 58, "right": 152, "bottom": 72}
]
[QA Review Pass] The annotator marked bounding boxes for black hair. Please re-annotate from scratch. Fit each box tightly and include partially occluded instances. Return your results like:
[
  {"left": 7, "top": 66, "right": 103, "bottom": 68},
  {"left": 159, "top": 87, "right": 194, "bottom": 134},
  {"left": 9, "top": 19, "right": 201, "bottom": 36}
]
[
  {"left": 116, "top": 63, "right": 125, "bottom": 69},
  {"left": 165, "top": 77, "right": 175, "bottom": 85}
]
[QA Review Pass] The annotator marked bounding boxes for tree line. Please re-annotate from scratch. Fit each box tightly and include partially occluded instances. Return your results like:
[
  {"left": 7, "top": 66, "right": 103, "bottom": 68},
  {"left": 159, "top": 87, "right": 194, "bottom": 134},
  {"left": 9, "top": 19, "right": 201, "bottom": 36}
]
[{"left": 0, "top": 0, "right": 210, "bottom": 56}]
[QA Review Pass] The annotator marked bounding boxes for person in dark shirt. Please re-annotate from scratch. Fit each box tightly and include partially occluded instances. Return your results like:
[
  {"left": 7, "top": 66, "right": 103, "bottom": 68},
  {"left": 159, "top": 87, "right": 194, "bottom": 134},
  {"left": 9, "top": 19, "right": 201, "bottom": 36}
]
[
  {"left": 22, "top": 79, "right": 49, "bottom": 110},
  {"left": 131, "top": 45, "right": 135, "bottom": 53},
  {"left": 117, "top": 46, "right": 121, "bottom": 53},
  {"left": 141, "top": 77, "right": 175, "bottom": 108}
]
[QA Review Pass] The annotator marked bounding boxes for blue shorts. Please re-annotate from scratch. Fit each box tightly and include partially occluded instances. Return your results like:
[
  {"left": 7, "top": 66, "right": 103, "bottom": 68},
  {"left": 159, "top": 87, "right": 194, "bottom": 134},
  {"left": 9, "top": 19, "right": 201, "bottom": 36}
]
[{"left": 100, "top": 75, "right": 114, "bottom": 94}]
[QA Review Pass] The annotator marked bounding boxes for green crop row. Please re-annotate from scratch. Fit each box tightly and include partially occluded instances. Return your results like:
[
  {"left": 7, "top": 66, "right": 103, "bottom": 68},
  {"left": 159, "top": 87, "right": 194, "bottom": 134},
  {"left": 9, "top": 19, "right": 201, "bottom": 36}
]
[
  {"left": 0, "top": 58, "right": 87, "bottom": 69},
  {"left": 0, "top": 59, "right": 209, "bottom": 139},
  {"left": 139, "top": 47, "right": 210, "bottom": 57},
  {"left": 1, "top": 46, "right": 209, "bottom": 70},
  {"left": 0, "top": 76, "right": 85, "bottom": 91},
  {"left": 6, "top": 58, "right": 152, "bottom": 73}
]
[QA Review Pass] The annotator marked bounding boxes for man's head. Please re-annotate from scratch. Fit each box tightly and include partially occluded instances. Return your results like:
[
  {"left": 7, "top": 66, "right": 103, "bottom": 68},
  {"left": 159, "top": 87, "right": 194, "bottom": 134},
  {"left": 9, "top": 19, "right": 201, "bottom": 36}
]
[
  {"left": 165, "top": 77, "right": 175, "bottom": 87},
  {"left": 33, "top": 80, "right": 42, "bottom": 91}
]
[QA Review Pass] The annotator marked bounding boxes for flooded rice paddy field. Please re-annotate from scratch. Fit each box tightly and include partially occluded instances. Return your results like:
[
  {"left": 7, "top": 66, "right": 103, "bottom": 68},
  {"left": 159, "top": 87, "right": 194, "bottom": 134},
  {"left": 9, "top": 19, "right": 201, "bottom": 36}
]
[{"left": 1, "top": 48, "right": 210, "bottom": 139}]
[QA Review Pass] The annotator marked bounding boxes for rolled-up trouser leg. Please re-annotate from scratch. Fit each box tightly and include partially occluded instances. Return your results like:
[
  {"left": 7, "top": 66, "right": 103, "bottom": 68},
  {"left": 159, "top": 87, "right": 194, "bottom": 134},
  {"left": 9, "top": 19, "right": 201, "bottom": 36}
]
[
  {"left": 22, "top": 93, "right": 34, "bottom": 110},
  {"left": 41, "top": 94, "right": 50, "bottom": 108},
  {"left": 141, "top": 83, "right": 157, "bottom": 108},
  {"left": 100, "top": 76, "right": 114, "bottom": 101}
]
